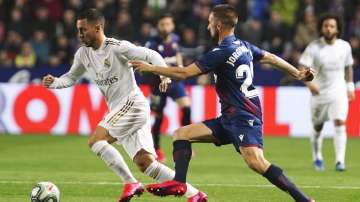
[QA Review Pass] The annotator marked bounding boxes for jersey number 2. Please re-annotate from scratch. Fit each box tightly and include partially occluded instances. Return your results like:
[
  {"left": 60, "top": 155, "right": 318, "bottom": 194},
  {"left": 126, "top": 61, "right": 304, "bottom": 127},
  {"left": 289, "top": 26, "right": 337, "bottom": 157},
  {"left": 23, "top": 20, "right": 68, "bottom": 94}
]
[{"left": 235, "top": 64, "right": 256, "bottom": 97}]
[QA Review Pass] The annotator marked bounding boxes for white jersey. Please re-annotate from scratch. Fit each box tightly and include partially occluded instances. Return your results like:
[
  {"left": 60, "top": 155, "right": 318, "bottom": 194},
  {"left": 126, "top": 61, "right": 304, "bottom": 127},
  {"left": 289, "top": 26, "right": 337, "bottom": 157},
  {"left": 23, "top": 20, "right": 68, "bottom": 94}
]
[
  {"left": 299, "top": 37, "right": 353, "bottom": 103},
  {"left": 49, "top": 37, "right": 166, "bottom": 110}
]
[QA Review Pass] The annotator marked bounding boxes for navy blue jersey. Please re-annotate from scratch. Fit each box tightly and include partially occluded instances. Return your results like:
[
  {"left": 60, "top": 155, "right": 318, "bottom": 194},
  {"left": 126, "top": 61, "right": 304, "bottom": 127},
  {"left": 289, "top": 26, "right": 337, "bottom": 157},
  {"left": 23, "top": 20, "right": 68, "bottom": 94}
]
[
  {"left": 195, "top": 35, "right": 264, "bottom": 122},
  {"left": 145, "top": 33, "right": 180, "bottom": 66}
]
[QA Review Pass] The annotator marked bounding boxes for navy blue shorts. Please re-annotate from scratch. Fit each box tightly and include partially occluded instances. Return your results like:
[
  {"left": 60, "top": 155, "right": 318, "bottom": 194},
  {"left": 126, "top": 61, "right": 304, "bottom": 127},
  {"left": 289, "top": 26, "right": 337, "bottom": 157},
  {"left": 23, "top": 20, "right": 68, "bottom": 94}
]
[
  {"left": 151, "top": 82, "right": 187, "bottom": 111},
  {"left": 203, "top": 115, "right": 263, "bottom": 153}
]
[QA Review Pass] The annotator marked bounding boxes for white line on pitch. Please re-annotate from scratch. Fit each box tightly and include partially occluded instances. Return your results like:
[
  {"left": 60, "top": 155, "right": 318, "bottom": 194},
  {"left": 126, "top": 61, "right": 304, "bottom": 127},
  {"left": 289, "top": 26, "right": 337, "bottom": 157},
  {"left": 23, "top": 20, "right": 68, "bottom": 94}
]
[{"left": 0, "top": 180, "right": 360, "bottom": 190}]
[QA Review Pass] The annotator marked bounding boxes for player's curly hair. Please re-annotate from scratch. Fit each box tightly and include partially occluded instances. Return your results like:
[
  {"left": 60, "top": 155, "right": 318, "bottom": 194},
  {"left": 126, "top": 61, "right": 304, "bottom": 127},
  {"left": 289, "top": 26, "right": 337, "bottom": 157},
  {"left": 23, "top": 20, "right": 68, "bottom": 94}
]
[{"left": 317, "top": 13, "right": 343, "bottom": 37}]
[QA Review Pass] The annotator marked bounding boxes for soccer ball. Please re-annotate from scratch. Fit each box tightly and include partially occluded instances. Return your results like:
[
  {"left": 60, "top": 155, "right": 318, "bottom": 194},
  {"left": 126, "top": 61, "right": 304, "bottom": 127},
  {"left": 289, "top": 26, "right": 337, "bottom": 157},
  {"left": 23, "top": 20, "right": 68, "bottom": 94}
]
[{"left": 30, "top": 182, "right": 60, "bottom": 202}]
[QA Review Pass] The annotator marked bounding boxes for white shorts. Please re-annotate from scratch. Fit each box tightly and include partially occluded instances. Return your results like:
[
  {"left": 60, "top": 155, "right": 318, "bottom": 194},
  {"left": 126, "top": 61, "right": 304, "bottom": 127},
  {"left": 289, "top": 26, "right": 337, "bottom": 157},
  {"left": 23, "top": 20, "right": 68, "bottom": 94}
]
[
  {"left": 99, "top": 92, "right": 156, "bottom": 159},
  {"left": 310, "top": 96, "right": 349, "bottom": 126}
]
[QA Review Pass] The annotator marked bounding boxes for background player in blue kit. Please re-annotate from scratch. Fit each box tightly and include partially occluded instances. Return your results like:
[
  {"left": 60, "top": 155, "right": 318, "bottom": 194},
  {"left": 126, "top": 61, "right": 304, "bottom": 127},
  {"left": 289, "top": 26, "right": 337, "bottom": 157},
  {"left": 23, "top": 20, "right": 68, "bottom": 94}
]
[
  {"left": 145, "top": 14, "right": 192, "bottom": 163},
  {"left": 131, "top": 4, "right": 315, "bottom": 202}
]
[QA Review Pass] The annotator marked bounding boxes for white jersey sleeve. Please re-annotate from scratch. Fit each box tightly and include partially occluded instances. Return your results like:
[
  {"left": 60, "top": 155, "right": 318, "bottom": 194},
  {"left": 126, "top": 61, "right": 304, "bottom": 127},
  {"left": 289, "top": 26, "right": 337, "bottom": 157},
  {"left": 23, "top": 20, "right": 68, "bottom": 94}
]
[
  {"left": 345, "top": 42, "right": 354, "bottom": 66},
  {"left": 49, "top": 48, "right": 86, "bottom": 89},
  {"left": 113, "top": 40, "right": 167, "bottom": 67},
  {"left": 299, "top": 42, "right": 316, "bottom": 68}
]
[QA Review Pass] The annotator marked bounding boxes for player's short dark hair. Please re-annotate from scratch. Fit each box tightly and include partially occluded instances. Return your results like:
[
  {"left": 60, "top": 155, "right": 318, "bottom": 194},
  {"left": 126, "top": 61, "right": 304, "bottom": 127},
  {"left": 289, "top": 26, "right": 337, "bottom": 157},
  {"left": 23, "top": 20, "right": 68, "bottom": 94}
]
[
  {"left": 158, "top": 13, "right": 174, "bottom": 22},
  {"left": 211, "top": 4, "right": 238, "bottom": 28},
  {"left": 317, "top": 13, "right": 343, "bottom": 37},
  {"left": 77, "top": 8, "right": 105, "bottom": 25}
]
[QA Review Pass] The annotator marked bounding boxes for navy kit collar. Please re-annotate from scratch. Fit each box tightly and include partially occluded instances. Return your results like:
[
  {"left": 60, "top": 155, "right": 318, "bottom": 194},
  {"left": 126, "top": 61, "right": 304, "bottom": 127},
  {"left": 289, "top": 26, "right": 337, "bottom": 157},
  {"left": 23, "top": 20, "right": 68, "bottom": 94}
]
[{"left": 221, "top": 35, "right": 237, "bottom": 45}]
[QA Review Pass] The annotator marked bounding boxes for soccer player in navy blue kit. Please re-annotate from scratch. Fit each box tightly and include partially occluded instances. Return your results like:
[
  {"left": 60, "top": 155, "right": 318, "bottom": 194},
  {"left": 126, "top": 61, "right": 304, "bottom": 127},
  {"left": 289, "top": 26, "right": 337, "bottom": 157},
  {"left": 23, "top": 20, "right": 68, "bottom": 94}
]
[
  {"left": 145, "top": 14, "right": 192, "bottom": 163},
  {"left": 131, "top": 4, "right": 315, "bottom": 202}
]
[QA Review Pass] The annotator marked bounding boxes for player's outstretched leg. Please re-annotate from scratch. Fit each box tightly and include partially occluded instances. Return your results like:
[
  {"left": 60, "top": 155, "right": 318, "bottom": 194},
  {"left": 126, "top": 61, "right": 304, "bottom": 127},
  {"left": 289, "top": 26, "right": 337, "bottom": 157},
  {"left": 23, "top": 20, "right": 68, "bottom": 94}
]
[
  {"left": 240, "top": 147, "right": 314, "bottom": 202},
  {"left": 145, "top": 124, "right": 211, "bottom": 202},
  {"left": 89, "top": 126, "right": 144, "bottom": 202},
  {"left": 133, "top": 149, "right": 206, "bottom": 201}
]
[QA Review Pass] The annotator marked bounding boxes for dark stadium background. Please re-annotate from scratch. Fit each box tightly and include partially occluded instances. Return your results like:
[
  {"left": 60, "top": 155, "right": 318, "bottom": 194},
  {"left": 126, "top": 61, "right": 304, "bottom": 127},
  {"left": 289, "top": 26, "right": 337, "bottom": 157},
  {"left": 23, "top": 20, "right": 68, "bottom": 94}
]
[{"left": 0, "top": 0, "right": 359, "bottom": 85}]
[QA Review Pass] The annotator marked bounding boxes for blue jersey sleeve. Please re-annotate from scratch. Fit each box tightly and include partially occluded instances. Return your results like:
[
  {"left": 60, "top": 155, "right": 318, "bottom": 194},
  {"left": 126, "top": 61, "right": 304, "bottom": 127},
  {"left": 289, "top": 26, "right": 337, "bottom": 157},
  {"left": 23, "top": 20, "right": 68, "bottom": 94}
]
[
  {"left": 244, "top": 41, "right": 265, "bottom": 61},
  {"left": 195, "top": 49, "right": 223, "bottom": 73}
]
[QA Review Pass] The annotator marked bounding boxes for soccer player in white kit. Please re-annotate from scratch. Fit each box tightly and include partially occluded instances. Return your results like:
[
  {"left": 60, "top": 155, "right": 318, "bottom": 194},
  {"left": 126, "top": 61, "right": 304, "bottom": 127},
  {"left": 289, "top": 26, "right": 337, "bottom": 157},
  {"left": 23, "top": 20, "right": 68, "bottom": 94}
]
[
  {"left": 299, "top": 13, "right": 355, "bottom": 172},
  {"left": 42, "top": 9, "right": 207, "bottom": 202}
]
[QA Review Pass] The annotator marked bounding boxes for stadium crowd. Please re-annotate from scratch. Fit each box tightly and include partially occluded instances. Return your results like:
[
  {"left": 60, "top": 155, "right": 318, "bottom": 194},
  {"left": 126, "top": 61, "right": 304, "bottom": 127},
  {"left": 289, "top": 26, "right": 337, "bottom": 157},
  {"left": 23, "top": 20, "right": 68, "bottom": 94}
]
[{"left": 0, "top": 0, "right": 359, "bottom": 84}]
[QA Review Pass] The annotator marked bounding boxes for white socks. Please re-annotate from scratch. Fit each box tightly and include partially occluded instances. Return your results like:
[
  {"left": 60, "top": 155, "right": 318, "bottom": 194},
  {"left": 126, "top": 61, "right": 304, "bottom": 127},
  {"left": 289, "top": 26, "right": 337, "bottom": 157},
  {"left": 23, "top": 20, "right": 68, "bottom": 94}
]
[
  {"left": 334, "top": 125, "right": 347, "bottom": 164},
  {"left": 144, "top": 161, "right": 198, "bottom": 198},
  {"left": 310, "top": 129, "right": 323, "bottom": 161},
  {"left": 91, "top": 140, "right": 137, "bottom": 183}
]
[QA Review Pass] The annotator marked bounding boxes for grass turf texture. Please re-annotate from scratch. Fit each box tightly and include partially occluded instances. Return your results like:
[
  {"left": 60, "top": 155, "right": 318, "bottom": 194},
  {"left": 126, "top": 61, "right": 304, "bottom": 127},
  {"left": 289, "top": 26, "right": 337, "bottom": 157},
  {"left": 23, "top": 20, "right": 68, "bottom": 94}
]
[{"left": 0, "top": 135, "right": 359, "bottom": 202}]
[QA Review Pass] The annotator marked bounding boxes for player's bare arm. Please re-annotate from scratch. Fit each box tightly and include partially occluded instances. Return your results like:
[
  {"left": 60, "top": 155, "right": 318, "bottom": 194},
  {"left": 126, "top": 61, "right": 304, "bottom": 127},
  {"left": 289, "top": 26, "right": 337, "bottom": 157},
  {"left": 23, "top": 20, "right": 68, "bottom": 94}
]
[
  {"left": 130, "top": 60, "right": 202, "bottom": 80},
  {"left": 298, "top": 65, "right": 320, "bottom": 95},
  {"left": 345, "top": 65, "right": 355, "bottom": 101},
  {"left": 260, "top": 51, "right": 315, "bottom": 82}
]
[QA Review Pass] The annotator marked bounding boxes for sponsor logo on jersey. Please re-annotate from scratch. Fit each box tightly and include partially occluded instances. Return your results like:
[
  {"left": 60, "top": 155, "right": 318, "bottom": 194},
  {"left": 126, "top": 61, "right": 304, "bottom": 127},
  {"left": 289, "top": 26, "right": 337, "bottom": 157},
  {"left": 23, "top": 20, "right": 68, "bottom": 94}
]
[
  {"left": 248, "top": 119, "right": 254, "bottom": 126},
  {"left": 104, "top": 58, "right": 111, "bottom": 68},
  {"left": 94, "top": 76, "right": 119, "bottom": 86}
]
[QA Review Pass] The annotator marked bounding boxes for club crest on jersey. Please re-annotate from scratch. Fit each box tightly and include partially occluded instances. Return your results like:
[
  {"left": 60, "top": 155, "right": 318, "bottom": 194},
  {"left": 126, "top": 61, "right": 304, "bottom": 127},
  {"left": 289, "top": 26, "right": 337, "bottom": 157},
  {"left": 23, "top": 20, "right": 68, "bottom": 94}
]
[{"left": 104, "top": 58, "right": 111, "bottom": 68}]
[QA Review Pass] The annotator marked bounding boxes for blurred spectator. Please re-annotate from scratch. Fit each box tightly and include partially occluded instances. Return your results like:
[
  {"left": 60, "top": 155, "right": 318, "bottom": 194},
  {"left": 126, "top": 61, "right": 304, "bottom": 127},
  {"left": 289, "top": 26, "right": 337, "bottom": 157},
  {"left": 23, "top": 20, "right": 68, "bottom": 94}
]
[
  {"left": 108, "top": 11, "right": 135, "bottom": 41},
  {"left": 249, "top": 0, "right": 270, "bottom": 22},
  {"left": 237, "top": 18, "right": 263, "bottom": 46},
  {"left": 33, "top": 6, "right": 55, "bottom": 39},
  {"left": 64, "top": 0, "right": 84, "bottom": 13},
  {"left": 147, "top": 0, "right": 167, "bottom": 14},
  {"left": 193, "top": 5, "right": 212, "bottom": 48},
  {"left": 3, "top": 30, "right": 23, "bottom": 60},
  {"left": 49, "top": 35, "right": 73, "bottom": 67},
  {"left": 262, "top": 11, "right": 291, "bottom": 55},
  {"left": 271, "top": 0, "right": 299, "bottom": 27},
  {"left": 0, "top": 50, "right": 12, "bottom": 67},
  {"left": 30, "top": 30, "right": 49, "bottom": 65},
  {"left": 293, "top": 11, "right": 317, "bottom": 51},
  {"left": 134, "top": 22, "right": 156, "bottom": 45},
  {"left": 227, "top": 0, "right": 248, "bottom": 22},
  {"left": 15, "top": 42, "right": 36, "bottom": 68},
  {"left": 7, "top": 8, "right": 29, "bottom": 38},
  {"left": 37, "top": 0, "right": 63, "bottom": 21},
  {"left": 179, "top": 27, "right": 204, "bottom": 65},
  {"left": 0, "top": 21, "right": 4, "bottom": 44},
  {"left": 57, "top": 9, "right": 77, "bottom": 38}
]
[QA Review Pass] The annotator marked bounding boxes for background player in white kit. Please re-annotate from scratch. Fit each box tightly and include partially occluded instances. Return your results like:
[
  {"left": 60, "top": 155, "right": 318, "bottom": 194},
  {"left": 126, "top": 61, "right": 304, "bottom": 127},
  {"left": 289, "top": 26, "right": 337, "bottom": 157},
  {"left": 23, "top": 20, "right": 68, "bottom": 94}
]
[
  {"left": 299, "top": 13, "right": 355, "bottom": 172},
  {"left": 42, "top": 9, "right": 207, "bottom": 202}
]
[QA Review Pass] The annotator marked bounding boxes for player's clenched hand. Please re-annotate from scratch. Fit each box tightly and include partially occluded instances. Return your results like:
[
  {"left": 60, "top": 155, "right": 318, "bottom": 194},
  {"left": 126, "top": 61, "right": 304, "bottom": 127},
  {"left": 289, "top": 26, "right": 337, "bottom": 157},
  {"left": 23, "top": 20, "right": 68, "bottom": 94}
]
[
  {"left": 42, "top": 74, "right": 55, "bottom": 88},
  {"left": 130, "top": 60, "right": 154, "bottom": 73},
  {"left": 159, "top": 77, "right": 171, "bottom": 92},
  {"left": 348, "top": 91, "right": 355, "bottom": 102},
  {"left": 298, "top": 67, "right": 315, "bottom": 82}
]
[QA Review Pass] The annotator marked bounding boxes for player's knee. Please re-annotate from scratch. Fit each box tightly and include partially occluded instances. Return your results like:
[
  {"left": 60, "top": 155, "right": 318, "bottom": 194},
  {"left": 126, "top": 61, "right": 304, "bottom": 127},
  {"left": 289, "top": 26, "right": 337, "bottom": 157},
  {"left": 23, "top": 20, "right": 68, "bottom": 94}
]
[
  {"left": 334, "top": 119, "right": 345, "bottom": 126},
  {"left": 173, "top": 127, "right": 190, "bottom": 140},
  {"left": 314, "top": 124, "right": 323, "bottom": 132}
]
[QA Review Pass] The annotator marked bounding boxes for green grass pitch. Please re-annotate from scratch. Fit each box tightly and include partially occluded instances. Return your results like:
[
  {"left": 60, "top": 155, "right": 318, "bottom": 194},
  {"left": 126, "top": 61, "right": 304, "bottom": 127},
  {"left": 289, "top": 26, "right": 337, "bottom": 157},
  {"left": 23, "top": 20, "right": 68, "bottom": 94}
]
[{"left": 0, "top": 135, "right": 360, "bottom": 202}]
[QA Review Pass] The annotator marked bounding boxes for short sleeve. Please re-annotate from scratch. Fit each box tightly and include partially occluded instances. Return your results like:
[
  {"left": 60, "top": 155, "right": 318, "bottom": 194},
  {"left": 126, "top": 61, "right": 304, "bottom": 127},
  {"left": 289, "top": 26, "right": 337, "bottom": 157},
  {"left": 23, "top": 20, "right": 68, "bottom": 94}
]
[
  {"left": 244, "top": 42, "right": 265, "bottom": 61},
  {"left": 194, "top": 49, "right": 222, "bottom": 73},
  {"left": 345, "top": 42, "right": 354, "bottom": 66},
  {"left": 299, "top": 43, "right": 315, "bottom": 68}
]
